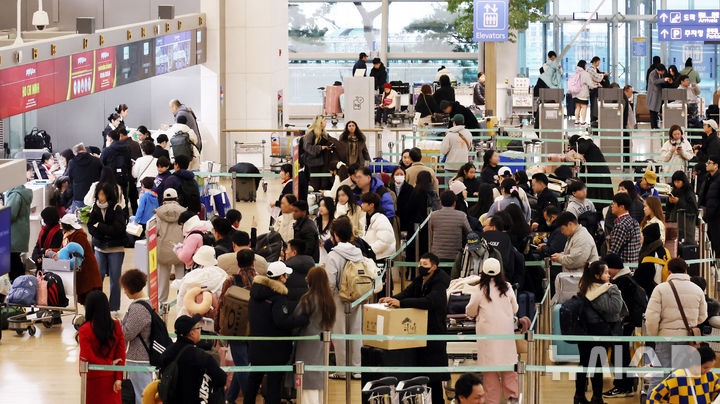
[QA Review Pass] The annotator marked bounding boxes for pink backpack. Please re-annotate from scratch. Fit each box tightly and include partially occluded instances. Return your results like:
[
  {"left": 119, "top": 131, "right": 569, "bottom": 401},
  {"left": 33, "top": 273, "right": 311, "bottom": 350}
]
[{"left": 567, "top": 72, "right": 583, "bottom": 96}]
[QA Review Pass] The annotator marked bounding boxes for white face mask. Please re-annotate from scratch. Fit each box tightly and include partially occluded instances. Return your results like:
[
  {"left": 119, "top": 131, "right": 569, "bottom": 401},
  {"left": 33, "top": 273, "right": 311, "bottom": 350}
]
[
  {"left": 394, "top": 175, "right": 405, "bottom": 185},
  {"left": 97, "top": 201, "right": 109, "bottom": 209}
]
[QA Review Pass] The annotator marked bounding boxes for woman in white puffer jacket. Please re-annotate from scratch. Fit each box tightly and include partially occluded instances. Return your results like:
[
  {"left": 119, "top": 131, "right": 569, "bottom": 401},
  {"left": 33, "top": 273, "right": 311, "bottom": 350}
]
[{"left": 359, "top": 192, "right": 396, "bottom": 259}]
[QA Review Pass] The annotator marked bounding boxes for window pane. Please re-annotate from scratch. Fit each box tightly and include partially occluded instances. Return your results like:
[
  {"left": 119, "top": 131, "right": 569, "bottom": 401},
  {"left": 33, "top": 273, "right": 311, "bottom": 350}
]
[
  {"left": 289, "top": 2, "right": 381, "bottom": 54},
  {"left": 289, "top": 60, "right": 354, "bottom": 104},
  {"left": 388, "top": 2, "right": 477, "bottom": 53},
  {"left": 387, "top": 59, "right": 479, "bottom": 84},
  {"left": 669, "top": 43, "right": 718, "bottom": 102}
]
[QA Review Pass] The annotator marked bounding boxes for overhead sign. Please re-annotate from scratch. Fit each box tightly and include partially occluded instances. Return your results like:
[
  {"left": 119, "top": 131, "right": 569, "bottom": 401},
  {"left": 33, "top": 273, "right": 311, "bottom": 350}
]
[
  {"left": 473, "top": 0, "right": 509, "bottom": 42},
  {"left": 657, "top": 9, "right": 720, "bottom": 42},
  {"left": 632, "top": 38, "right": 647, "bottom": 57},
  {"left": 147, "top": 218, "right": 159, "bottom": 311}
]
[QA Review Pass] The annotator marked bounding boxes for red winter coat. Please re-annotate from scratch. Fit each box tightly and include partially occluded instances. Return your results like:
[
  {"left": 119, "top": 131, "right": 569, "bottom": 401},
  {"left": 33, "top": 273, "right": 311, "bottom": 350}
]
[{"left": 79, "top": 320, "right": 125, "bottom": 404}]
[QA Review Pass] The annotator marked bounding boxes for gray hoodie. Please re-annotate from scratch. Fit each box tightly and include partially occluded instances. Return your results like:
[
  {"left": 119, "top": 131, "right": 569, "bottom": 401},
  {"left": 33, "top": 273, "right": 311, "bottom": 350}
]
[
  {"left": 325, "top": 242, "right": 364, "bottom": 292},
  {"left": 556, "top": 224, "right": 599, "bottom": 272},
  {"left": 566, "top": 195, "right": 596, "bottom": 219},
  {"left": 440, "top": 125, "right": 471, "bottom": 170}
]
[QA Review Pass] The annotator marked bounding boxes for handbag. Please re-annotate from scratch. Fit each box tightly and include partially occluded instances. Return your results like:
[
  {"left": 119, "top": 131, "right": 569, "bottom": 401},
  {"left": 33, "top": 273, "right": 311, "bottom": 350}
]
[{"left": 668, "top": 280, "right": 702, "bottom": 348}]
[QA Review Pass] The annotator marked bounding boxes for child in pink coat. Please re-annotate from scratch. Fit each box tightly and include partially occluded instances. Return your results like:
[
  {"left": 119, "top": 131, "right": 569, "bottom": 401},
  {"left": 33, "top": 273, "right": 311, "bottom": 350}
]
[
  {"left": 465, "top": 258, "right": 519, "bottom": 404},
  {"left": 174, "top": 211, "right": 210, "bottom": 270}
]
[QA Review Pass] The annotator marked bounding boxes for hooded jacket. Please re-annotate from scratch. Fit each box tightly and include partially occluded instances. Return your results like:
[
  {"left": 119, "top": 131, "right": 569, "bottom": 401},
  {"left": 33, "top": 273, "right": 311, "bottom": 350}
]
[
  {"left": 361, "top": 211, "right": 397, "bottom": 259},
  {"left": 556, "top": 225, "right": 599, "bottom": 272},
  {"left": 7, "top": 185, "right": 33, "bottom": 253},
  {"left": 100, "top": 139, "right": 132, "bottom": 185},
  {"left": 154, "top": 200, "right": 185, "bottom": 265},
  {"left": 162, "top": 169, "right": 198, "bottom": 205},
  {"left": 134, "top": 191, "right": 158, "bottom": 225},
  {"left": 87, "top": 203, "right": 127, "bottom": 250},
  {"left": 441, "top": 125, "right": 471, "bottom": 171},
  {"left": 325, "top": 242, "right": 364, "bottom": 292},
  {"left": 174, "top": 105, "right": 202, "bottom": 151},
  {"left": 539, "top": 58, "right": 563, "bottom": 89},
  {"left": 293, "top": 215, "right": 320, "bottom": 262},
  {"left": 168, "top": 123, "right": 200, "bottom": 170},
  {"left": 248, "top": 276, "right": 308, "bottom": 364},
  {"left": 159, "top": 336, "right": 226, "bottom": 404},
  {"left": 66, "top": 152, "right": 103, "bottom": 202},
  {"left": 679, "top": 66, "right": 701, "bottom": 84},
  {"left": 571, "top": 66, "right": 596, "bottom": 100},
  {"left": 566, "top": 195, "right": 596, "bottom": 218},
  {"left": 645, "top": 273, "right": 707, "bottom": 336},
  {"left": 176, "top": 215, "right": 208, "bottom": 269},
  {"left": 284, "top": 254, "right": 315, "bottom": 310},
  {"left": 353, "top": 176, "right": 396, "bottom": 219},
  {"left": 700, "top": 171, "right": 720, "bottom": 223},
  {"left": 581, "top": 283, "right": 628, "bottom": 335}
]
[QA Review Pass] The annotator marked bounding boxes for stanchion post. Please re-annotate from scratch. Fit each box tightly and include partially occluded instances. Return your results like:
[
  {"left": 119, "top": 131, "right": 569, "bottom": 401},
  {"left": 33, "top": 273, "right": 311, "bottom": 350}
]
[
  {"left": 344, "top": 302, "right": 352, "bottom": 404},
  {"left": 322, "top": 331, "right": 331, "bottom": 404},
  {"left": 295, "top": 361, "right": 305, "bottom": 404},
  {"left": 384, "top": 258, "right": 392, "bottom": 297},
  {"left": 376, "top": 132, "right": 382, "bottom": 159},
  {"left": 526, "top": 331, "right": 535, "bottom": 404},
  {"left": 414, "top": 223, "right": 420, "bottom": 271},
  {"left": 516, "top": 361, "right": 526, "bottom": 404},
  {"left": 230, "top": 172, "right": 237, "bottom": 211},
  {"left": 412, "top": 126, "right": 417, "bottom": 149},
  {"left": 79, "top": 360, "right": 88, "bottom": 404}
]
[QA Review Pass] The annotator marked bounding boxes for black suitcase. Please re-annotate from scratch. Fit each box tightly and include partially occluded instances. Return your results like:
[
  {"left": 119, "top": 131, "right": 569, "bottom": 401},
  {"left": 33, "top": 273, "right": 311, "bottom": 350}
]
[
  {"left": 361, "top": 346, "right": 419, "bottom": 403},
  {"left": 677, "top": 209, "right": 700, "bottom": 276},
  {"left": 565, "top": 93, "right": 576, "bottom": 117}
]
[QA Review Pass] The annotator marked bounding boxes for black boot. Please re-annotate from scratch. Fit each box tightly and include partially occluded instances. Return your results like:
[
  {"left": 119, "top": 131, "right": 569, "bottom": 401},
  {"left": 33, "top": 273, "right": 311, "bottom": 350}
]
[
  {"left": 574, "top": 395, "right": 590, "bottom": 404},
  {"left": 589, "top": 396, "right": 606, "bottom": 404}
]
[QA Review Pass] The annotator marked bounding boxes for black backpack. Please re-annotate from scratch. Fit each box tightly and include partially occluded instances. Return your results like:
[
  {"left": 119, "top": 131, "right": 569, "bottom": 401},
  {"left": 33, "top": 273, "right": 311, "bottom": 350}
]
[
  {"left": 110, "top": 149, "right": 131, "bottom": 186},
  {"left": 624, "top": 277, "right": 648, "bottom": 328},
  {"left": 135, "top": 300, "right": 173, "bottom": 367},
  {"left": 170, "top": 131, "right": 196, "bottom": 161},
  {"left": 158, "top": 344, "right": 193, "bottom": 402},
  {"left": 189, "top": 230, "right": 215, "bottom": 247},
  {"left": 44, "top": 272, "right": 69, "bottom": 307},
  {"left": 559, "top": 295, "right": 589, "bottom": 344},
  {"left": 254, "top": 231, "right": 283, "bottom": 262},
  {"left": 178, "top": 177, "right": 201, "bottom": 213},
  {"left": 24, "top": 128, "right": 52, "bottom": 151}
]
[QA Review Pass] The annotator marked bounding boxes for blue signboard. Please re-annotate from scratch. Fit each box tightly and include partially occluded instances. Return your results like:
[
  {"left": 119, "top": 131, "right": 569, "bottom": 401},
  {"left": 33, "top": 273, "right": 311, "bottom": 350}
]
[
  {"left": 0, "top": 207, "right": 10, "bottom": 276},
  {"left": 473, "top": 0, "right": 509, "bottom": 42},
  {"left": 657, "top": 9, "right": 720, "bottom": 42},
  {"left": 632, "top": 38, "right": 647, "bottom": 57}
]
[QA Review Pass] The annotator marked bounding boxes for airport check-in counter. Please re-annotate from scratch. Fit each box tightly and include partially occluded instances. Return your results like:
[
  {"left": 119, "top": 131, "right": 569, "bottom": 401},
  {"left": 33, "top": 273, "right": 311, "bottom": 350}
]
[
  {"left": 662, "top": 88, "right": 687, "bottom": 129},
  {"left": 538, "top": 88, "right": 565, "bottom": 155},
  {"left": 597, "top": 88, "right": 624, "bottom": 168}
]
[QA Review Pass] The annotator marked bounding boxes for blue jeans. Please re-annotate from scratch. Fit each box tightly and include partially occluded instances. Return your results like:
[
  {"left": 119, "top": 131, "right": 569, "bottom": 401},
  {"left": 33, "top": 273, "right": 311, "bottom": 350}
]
[
  {"left": 95, "top": 251, "right": 125, "bottom": 311},
  {"left": 126, "top": 360, "right": 153, "bottom": 404},
  {"left": 71, "top": 200, "right": 86, "bottom": 213},
  {"left": 226, "top": 341, "right": 249, "bottom": 401}
]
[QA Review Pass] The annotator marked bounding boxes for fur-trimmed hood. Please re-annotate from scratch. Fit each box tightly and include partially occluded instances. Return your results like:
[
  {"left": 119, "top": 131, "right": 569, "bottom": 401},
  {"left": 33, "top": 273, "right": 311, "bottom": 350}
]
[{"left": 251, "top": 275, "right": 288, "bottom": 298}]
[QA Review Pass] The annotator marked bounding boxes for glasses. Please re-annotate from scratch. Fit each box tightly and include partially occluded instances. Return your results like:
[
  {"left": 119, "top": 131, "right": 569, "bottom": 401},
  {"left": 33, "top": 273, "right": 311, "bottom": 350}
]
[{"left": 191, "top": 326, "right": 202, "bottom": 331}]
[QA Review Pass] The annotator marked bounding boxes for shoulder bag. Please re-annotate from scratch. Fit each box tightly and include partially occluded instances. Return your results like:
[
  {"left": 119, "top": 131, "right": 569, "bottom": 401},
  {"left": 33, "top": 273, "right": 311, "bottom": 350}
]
[{"left": 668, "top": 280, "right": 702, "bottom": 348}]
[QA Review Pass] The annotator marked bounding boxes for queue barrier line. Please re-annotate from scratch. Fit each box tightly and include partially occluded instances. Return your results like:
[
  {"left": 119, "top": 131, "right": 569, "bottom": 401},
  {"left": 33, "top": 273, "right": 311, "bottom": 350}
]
[
  {"left": 86, "top": 363, "right": 515, "bottom": 374},
  {"left": 332, "top": 333, "right": 524, "bottom": 341},
  {"left": 526, "top": 366, "right": 674, "bottom": 374},
  {"left": 530, "top": 284, "right": 551, "bottom": 330}
]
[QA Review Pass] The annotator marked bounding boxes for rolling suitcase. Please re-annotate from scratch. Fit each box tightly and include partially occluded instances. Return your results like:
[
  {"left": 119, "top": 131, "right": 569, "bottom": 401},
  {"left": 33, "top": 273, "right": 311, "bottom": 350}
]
[
  {"left": 551, "top": 304, "right": 579, "bottom": 362},
  {"left": 676, "top": 209, "right": 700, "bottom": 275},
  {"left": 517, "top": 291, "right": 536, "bottom": 322},
  {"left": 551, "top": 272, "right": 581, "bottom": 305}
]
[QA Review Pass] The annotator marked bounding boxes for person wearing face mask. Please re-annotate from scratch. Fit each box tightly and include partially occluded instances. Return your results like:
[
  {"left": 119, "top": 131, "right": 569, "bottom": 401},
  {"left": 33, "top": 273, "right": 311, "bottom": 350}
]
[
  {"left": 274, "top": 194, "right": 297, "bottom": 244},
  {"left": 390, "top": 166, "right": 413, "bottom": 230},
  {"left": 379, "top": 252, "right": 450, "bottom": 404},
  {"left": 31, "top": 207, "right": 64, "bottom": 272}
]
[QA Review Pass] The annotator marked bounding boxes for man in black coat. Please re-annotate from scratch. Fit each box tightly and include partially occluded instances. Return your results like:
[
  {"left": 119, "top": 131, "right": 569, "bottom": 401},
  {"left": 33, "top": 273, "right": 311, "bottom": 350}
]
[
  {"left": 352, "top": 52, "right": 368, "bottom": 77},
  {"left": 380, "top": 252, "right": 450, "bottom": 404},
  {"left": 481, "top": 215, "right": 515, "bottom": 283},
  {"left": 603, "top": 254, "right": 647, "bottom": 398},
  {"left": 283, "top": 239, "right": 314, "bottom": 311},
  {"left": 66, "top": 143, "right": 102, "bottom": 212},
  {"left": 699, "top": 155, "right": 720, "bottom": 258},
  {"left": 645, "top": 56, "right": 661, "bottom": 91},
  {"left": 160, "top": 314, "right": 226, "bottom": 404},
  {"left": 244, "top": 262, "right": 308, "bottom": 404},
  {"left": 369, "top": 58, "right": 387, "bottom": 92},
  {"left": 292, "top": 200, "right": 320, "bottom": 262},
  {"left": 537, "top": 206, "right": 567, "bottom": 258},
  {"left": 530, "top": 173, "right": 559, "bottom": 231},
  {"left": 439, "top": 100, "right": 480, "bottom": 130}
]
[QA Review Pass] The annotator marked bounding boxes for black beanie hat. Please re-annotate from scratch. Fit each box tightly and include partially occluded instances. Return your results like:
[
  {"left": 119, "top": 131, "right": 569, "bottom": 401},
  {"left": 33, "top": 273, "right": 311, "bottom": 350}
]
[{"left": 604, "top": 253, "right": 624, "bottom": 270}]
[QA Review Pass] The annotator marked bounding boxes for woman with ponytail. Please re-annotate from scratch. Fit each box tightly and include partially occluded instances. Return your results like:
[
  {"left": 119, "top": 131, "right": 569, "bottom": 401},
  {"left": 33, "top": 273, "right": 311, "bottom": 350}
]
[
  {"left": 114, "top": 104, "right": 128, "bottom": 126},
  {"left": 485, "top": 178, "right": 531, "bottom": 222},
  {"left": 441, "top": 114, "right": 472, "bottom": 173}
]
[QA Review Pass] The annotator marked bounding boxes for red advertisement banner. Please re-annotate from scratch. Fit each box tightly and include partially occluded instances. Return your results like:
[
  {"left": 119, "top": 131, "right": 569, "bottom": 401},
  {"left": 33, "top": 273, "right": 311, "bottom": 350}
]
[
  {"left": 94, "top": 47, "right": 117, "bottom": 93},
  {"left": 0, "top": 58, "right": 69, "bottom": 119},
  {"left": 147, "top": 219, "right": 159, "bottom": 311},
  {"left": 68, "top": 51, "right": 94, "bottom": 99}
]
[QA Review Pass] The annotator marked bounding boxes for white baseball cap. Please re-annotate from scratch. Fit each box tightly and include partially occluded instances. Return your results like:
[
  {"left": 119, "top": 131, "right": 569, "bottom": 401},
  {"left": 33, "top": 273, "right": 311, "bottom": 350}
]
[
  {"left": 498, "top": 166, "right": 513, "bottom": 177},
  {"left": 267, "top": 261, "right": 293, "bottom": 278},
  {"left": 482, "top": 258, "right": 501, "bottom": 276},
  {"left": 704, "top": 119, "right": 718, "bottom": 130},
  {"left": 60, "top": 213, "right": 82, "bottom": 230},
  {"left": 449, "top": 180, "right": 467, "bottom": 195}
]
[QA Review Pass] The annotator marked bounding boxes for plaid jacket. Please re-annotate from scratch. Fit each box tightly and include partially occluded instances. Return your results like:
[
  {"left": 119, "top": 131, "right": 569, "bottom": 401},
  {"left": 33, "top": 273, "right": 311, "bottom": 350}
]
[
  {"left": 608, "top": 213, "right": 641, "bottom": 264},
  {"left": 648, "top": 369, "right": 720, "bottom": 404}
]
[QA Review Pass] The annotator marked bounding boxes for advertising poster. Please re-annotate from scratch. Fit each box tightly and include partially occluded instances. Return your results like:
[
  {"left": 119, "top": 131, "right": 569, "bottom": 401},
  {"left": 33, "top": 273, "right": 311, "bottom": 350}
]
[
  {"left": 0, "top": 58, "right": 69, "bottom": 119},
  {"left": 292, "top": 135, "right": 299, "bottom": 198},
  {"left": 146, "top": 218, "right": 159, "bottom": 311},
  {"left": 155, "top": 31, "right": 193, "bottom": 74},
  {"left": 68, "top": 51, "right": 95, "bottom": 100},
  {"left": 94, "top": 47, "right": 117, "bottom": 93}
]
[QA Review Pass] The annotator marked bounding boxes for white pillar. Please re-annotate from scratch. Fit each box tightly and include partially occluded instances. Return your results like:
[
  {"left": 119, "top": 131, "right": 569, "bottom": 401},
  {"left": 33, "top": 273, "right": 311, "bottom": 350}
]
[{"left": 201, "top": 0, "right": 289, "bottom": 169}]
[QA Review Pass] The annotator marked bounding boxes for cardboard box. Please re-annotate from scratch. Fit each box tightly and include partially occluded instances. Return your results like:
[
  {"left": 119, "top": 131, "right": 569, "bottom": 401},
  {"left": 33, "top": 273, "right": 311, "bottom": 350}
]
[{"left": 362, "top": 303, "right": 428, "bottom": 350}]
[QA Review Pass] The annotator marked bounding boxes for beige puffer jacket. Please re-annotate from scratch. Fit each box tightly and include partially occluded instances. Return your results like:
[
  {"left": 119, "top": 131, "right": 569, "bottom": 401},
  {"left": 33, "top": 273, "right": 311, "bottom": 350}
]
[{"left": 645, "top": 273, "right": 707, "bottom": 336}]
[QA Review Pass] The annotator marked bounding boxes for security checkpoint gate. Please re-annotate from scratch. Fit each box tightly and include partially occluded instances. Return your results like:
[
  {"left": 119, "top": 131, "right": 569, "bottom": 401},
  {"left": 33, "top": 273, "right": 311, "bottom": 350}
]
[
  {"left": 662, "top": 88, "right": 687, "bottom": 129},
  {"left": 597, "top": 88, "right": 624, "bottom": 169},
  {"left": 538, "top": 88, "right": 565, "bottom": 155}
]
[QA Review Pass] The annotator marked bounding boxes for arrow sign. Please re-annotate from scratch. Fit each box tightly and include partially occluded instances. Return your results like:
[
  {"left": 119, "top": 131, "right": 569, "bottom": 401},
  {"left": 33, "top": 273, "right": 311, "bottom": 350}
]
[
  {"left": 659, "top": 13, "right": 669, "bottom": 22},
  {"left": 660, "top": 29, "right": 669, "bottom": 38}
]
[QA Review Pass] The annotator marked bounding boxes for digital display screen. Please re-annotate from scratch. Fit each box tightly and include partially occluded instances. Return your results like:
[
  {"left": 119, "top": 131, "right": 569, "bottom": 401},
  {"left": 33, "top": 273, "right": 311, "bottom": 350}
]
[
  {"left": 116, "top": 39, "right": 155, "bottom": 86},
  {"left": 94, "top": 47, "right": 117, "bottom": 92},
  {"left": 0, "top": 58, "right": 70, "bottom": 118},
  {"left": 155, "top": 31, "right": 193, "bottom": 74},
  {"left": 68, "top": 51, "right": 95, "bottom": 99},
  {"left": 196, "top": 27, "right": 207, "bottom": 64}
]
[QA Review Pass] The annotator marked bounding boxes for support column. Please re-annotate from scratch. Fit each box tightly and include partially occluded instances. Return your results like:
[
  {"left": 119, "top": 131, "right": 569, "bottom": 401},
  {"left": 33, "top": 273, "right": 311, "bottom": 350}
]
[
  {"left": 485, "top": 42, "right": 497, "bottom": 117},
  {"left": 552, "top": 0, "right": 560, "bottom": 53},
  {"left": 660, "top": 0, "right": 668, "bottom": 64},
  {"left": 380, "top": 0, "right": 389, "bottom": 64},
  {"left": 611, "top": 0, "right": 618, "bottom": 82}
]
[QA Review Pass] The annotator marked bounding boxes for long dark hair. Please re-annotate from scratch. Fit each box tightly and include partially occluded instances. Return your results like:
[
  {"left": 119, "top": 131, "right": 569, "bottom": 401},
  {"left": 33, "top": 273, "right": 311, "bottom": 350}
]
[
  {"left": 95, "top": 182, "right": 119, "bottom": 207},
  {"left": 578, "top": 260, "right": 607, "bottom": 297},
  {"left": 339, "top": 121, "right": 366, "bottom": 143},
  {"left": 454, "top": 162, "right": 475, "bottom": 182},
  {"left": 478, "top": 270, "right": 509, "bottom": 302},
  {"left": 98, "top": 166, "right": 119, "bottom": 188},
  {"left": 618, "top": 180, "right": 640, "bottom": 201},
  {"left": 505, "top": 203, "right": 530, "bottom": 233},
  {"left": 468, "top": 183, "right": 495, "bottom": 218},
  {"left": 500, "top": 178, "right": 525, "bottom": 213},
  {"left": 413, "top": 171, "right": 435, "bottom": 194},
  {"left": 84, "top": 290, "right": 117, "bottom": 357},
  {"left": 336, "top": 185, "right": 358, "bottom": 215},
  {"left": 317, "top": 197, "right": 336, "bottom": 233},
  {"left": 299, "top": 266, "right": 336, "bottom": 330},
  {"left": 482, "top": 150, "right": 497, "bottom": 168}
]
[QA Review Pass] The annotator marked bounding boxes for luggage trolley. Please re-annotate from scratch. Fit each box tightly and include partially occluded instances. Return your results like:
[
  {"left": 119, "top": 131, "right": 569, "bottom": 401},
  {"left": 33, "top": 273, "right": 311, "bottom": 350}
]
[{"left": 8, "top": 255, "right": 84, "bottom": 336}]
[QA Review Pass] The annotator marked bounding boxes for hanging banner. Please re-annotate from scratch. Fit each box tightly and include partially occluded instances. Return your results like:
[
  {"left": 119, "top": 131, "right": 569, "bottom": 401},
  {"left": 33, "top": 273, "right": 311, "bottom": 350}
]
[
  {"left": 146, "top": 218, "right": 159, "bottom": 311},
  {"left": 292, "top": 135, "right": 300, "bottom": 198},
  {"left": 94, "top": 47, "right": 117, "bottom": 92},
  {"left": 68, "top": 51, "right": 95, "bottom": 99}
]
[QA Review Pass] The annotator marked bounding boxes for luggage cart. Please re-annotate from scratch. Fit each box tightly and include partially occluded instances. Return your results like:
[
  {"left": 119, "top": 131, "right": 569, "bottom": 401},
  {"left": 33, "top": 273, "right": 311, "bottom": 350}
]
[{"left": 8, "top": 257, "right": 84, "bottom": 336}]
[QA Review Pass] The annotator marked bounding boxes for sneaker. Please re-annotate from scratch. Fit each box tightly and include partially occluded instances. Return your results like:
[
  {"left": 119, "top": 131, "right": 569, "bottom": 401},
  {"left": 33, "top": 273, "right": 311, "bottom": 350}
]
[
  {"left": 351, "top": 373, "right": 362, "bottom": 380},
  {"left": 329, "top": 372, "right": 346, "bottom": 380},
  {"left": 602, "top": 388, "right": 633, "bottom": 398}
]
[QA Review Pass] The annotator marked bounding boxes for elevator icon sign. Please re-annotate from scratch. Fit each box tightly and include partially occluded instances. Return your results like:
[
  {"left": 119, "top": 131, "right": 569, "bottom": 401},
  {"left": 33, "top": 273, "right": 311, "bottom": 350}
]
[{"left": 473, "top": 0, "right": 509, "bottom": 42}]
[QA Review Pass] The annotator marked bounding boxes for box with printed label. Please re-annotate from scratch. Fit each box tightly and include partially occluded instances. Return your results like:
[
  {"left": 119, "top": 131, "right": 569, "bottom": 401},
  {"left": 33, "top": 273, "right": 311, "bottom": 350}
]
[{"left": 362, "top": 303, "right": 427, "bottom": 350}]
